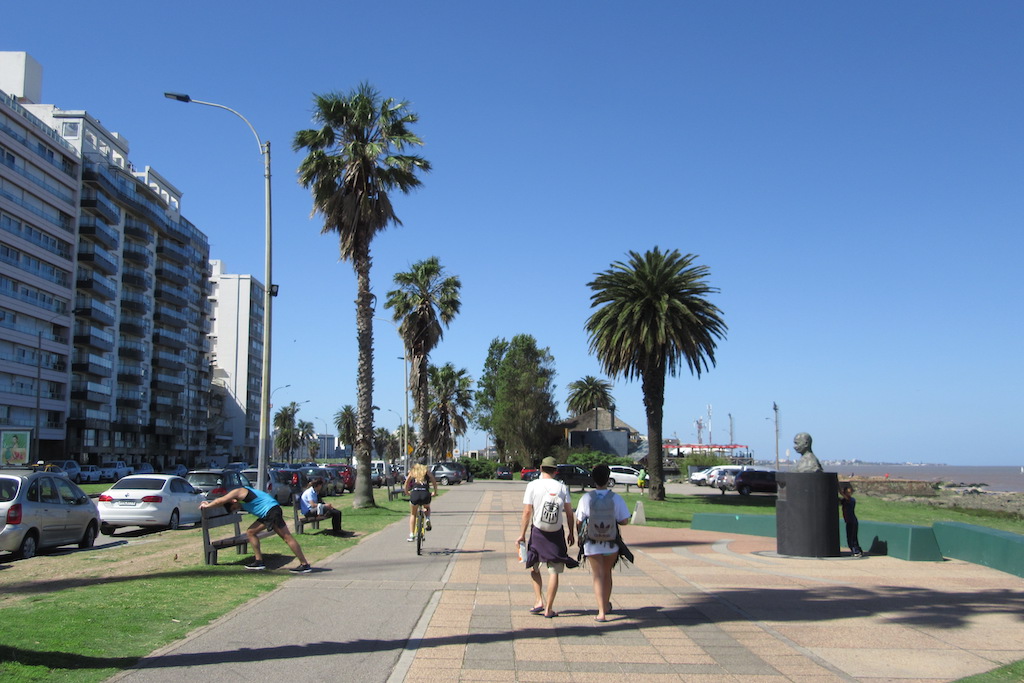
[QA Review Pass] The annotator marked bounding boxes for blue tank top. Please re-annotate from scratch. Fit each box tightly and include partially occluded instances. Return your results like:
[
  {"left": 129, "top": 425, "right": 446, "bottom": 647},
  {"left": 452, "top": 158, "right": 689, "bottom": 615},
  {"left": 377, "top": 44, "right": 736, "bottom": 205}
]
[{"left": 241, "top": 487, "right": 278, "bottom": 518}]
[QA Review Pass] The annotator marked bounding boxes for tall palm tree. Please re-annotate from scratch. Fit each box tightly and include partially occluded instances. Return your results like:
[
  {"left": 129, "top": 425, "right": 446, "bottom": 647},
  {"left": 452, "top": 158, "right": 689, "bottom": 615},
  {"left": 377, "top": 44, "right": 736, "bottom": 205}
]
[
  {"left": 294, "top": 83, "right": 430, "bottom": 508},
  {"left": 297, "top": 420, "right": 316, "bottom": 462},
  {"left": 385, "top": 257, "right": 461, "bottom": 464},
  {"left": 274, "top": 402, "right": 302, "bottom": 463},
  {"left": 585, "top": 248, "right": 727, "bottom": 500},
  {"left": 373, "top": 426, "right": 398, "bottom": 462},
  {"left": 334, "top": 405, "right": 357, "bottom": 449},
  {"left": 427, "top": 363, "right": 473, "bottom": 461},
  {"left": 566, "top": 375, "right": 615, "bottom": 428}
]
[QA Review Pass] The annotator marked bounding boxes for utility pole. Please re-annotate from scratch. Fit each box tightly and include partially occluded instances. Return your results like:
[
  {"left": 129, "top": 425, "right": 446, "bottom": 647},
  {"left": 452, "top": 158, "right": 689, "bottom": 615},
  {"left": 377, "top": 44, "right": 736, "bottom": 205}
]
[{"left": 773, "top": 402, "right": 780, "bottom": 471}]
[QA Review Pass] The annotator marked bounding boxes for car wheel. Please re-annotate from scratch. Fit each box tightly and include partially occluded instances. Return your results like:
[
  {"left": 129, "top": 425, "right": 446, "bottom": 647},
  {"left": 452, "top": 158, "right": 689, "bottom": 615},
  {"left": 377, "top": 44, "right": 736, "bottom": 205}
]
[
  {"left": 607, "top": 478, "right": 617, "bottom": 489},
  {"left": 440, "top": 476, "right": 450, "bottom": 486},
  {"left": 738, "top": 485, "right": 752, "bottom": 496},
  {"left": 168, "top": 510, "right": 180, "bottom": 530},
  {"left": 79, "top": 522, "right": 97, "bottom": 549},
  {"left": 18, "top": 532, "right": 38, "bottom": 559},
  {"left": 101, "top": 523, "right": 116, "bottom": 536}
]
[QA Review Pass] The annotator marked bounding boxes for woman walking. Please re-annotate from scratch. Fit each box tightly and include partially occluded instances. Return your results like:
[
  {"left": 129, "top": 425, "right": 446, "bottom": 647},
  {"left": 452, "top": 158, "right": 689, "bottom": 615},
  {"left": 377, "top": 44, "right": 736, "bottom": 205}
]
[{"left": 575, "top": 464, "right": 632, "bottom": 621}]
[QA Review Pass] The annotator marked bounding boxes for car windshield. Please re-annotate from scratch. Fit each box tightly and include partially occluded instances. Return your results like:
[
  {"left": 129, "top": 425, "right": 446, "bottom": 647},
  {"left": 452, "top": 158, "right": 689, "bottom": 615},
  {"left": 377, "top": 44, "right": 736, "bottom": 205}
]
[{"left": 111, "top": 478, "right": 165, "bottom": 490}]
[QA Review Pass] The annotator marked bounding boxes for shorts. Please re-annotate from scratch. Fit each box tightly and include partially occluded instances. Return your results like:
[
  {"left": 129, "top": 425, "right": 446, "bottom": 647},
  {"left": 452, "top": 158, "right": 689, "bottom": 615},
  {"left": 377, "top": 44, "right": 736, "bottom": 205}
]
[
  {"left": 527, "top": 560, "right": 565, "bottom": 574},
  {"left": 409, "top": 490, "right": 431, "bottom": 506},
  {"left": 254, "top": 505, "right": 286, "bottom": 530}
]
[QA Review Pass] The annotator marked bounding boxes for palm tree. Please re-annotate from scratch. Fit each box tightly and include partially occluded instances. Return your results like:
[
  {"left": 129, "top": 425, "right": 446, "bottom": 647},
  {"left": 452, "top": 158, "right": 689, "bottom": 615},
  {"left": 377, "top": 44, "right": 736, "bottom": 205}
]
[
  {"left": 297, "top": 420, "right": 316, "bottom": 462},
  {"left": 384, "top": 257, "right": 461, "bottom": 464},
  {"left": 334, "top": 405, "right": 356, "bottom": 462},
  {"left": 294, "top": 83, "right": 430, "bottom": 508},
  {"left": 567, "top": 375, "right": 615, "bottom": 429},
  {"left": 585, "top": 248, "right": 727, "bottom": 500},
  {"left": 274, "top": 402, "right": 302, "bottom": 463},
  {"left": 427, "top": 363, "right": 473, "bottom": 461},
  {"left": 373, "top": 426, "right": 398, "bottom": 462}
]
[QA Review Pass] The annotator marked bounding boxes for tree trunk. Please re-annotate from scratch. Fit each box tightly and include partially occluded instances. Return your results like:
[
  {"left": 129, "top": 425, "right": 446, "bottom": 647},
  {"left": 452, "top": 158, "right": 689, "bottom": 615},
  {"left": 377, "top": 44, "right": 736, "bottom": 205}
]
[
  {"left": 642, "top": 366, "right": 666, "bottom": 501},
  {"left": 351, "top": 250, "right": 376, "bottom": 508}
]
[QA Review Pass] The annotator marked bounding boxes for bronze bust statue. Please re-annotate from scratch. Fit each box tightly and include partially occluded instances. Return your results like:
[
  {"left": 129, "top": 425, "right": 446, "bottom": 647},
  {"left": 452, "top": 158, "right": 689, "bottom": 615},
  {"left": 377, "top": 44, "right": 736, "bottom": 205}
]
[{"left": 793, "top": 432, "right": 823, "bottom": 473}]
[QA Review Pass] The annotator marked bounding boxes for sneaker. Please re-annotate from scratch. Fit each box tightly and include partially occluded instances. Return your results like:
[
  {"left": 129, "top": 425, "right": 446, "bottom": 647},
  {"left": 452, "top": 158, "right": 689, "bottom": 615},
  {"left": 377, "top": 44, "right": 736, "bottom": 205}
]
[
  {"left": 407, "top": 534, "right": 416, "bottom": 542},
  {"left": 245, "top": 560, "right": 266, "bottom": 571},
  {"left": 425, "top": 518, "right": 432, "bottom": 531},
  {"left": 289, "top": 564, "right": 313, "bottom": 574}
]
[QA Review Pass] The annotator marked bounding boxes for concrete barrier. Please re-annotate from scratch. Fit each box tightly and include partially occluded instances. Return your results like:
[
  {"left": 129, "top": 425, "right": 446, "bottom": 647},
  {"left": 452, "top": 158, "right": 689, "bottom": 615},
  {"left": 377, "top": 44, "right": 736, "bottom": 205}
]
[
  {"left": 932, "top": 521, "right": 1024, "bottom": 578},
  {"left": 691, "top": 513, "right": 777, "bottom": 538}
]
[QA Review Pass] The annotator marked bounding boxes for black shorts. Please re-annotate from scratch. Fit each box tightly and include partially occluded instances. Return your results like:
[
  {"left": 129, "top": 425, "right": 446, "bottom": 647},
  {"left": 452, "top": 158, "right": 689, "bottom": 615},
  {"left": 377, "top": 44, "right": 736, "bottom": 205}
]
[
  {"left": 254, "top": 505, "right": 286, "bottom": 530},
  {"left": 409, "top": 490, "right": 431, "bottom": 506}
]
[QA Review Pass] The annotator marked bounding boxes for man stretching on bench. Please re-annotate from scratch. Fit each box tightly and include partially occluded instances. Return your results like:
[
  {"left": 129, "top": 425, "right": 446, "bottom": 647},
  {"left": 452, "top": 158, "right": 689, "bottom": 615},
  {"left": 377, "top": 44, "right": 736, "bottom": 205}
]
[{"left": 201, "top": 486, "right": 312, "bottom": 573}]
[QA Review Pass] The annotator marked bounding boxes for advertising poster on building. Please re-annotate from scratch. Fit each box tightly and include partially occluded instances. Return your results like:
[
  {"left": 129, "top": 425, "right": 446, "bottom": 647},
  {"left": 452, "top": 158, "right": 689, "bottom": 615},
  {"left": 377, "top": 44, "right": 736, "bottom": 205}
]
[{"left": 2, "top": 430, "right": 32, "bottom": 466}]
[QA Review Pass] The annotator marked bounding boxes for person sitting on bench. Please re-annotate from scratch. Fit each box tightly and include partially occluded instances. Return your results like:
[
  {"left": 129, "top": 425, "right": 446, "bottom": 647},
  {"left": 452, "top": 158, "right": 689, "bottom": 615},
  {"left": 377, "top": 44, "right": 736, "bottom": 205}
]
[{"left": 300, "top": 478, "right": 343, "bottom": 535}]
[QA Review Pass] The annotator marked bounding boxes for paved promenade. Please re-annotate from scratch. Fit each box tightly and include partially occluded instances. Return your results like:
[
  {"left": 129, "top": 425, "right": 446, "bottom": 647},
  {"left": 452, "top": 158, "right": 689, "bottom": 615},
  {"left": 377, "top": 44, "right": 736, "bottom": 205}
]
[{"left": 113, "top": 480, "right": 1023, "bottom": 683}]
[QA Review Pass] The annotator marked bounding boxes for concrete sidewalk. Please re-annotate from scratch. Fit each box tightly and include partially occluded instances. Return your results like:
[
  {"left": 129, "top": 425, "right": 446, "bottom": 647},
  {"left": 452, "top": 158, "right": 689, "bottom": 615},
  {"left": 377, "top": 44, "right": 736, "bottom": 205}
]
[{"left": 114, "top": 481, "right": 1024, "bottom": 682}]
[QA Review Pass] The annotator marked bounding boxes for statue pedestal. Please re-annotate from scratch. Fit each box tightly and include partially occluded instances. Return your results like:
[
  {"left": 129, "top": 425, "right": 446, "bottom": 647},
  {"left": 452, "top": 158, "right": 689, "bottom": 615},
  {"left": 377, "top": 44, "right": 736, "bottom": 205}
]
[{"left": 776, "top": 472, "right": 840, "bottom": 557}]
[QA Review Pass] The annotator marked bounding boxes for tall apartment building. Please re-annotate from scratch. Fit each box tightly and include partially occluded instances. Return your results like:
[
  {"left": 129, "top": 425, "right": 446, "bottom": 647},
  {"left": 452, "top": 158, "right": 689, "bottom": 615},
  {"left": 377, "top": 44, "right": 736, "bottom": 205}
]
[
  {"left": 0, "top": 64, "right": 81, "bottom": 463},
  {"left": 208, "top": 259, "right": 264, "bottom": 463},
  {"left": 2, "top": 52, "right": 213, "bottom": 470}
]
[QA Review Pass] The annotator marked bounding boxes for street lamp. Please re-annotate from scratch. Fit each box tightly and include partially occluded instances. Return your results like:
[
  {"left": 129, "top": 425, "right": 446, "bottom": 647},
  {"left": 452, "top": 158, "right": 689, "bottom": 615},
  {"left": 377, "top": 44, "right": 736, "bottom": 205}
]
[
  {"left": 164, "top": 92, "right": 274, "bottom": 493},
  {"left": 373, "top": 317, "right": 411, "bottom": 473}
]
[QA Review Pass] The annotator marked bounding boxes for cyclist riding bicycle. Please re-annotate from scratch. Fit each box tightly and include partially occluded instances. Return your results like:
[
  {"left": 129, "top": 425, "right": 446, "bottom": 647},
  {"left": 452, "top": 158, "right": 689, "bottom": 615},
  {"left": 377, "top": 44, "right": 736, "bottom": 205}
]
[{"left": 404, "top": 461, "right": 438, "bottom": 542}]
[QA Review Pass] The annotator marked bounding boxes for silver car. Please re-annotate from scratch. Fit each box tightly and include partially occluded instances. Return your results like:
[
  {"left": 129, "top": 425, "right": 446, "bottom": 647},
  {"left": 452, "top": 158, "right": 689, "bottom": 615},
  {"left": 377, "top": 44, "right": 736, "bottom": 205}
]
[{"left": 0, "top": 470, "right": 100, "bottom": 559}]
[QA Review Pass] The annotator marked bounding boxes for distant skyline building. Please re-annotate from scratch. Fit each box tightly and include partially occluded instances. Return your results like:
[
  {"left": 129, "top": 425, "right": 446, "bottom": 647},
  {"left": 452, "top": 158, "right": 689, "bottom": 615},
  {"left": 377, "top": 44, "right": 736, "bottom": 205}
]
[
  {"left": 1, "top": 51, "right": 213, "bottom": 468},
  {"left": 208, "top": 259, "right": 264, "bottom": 463}
]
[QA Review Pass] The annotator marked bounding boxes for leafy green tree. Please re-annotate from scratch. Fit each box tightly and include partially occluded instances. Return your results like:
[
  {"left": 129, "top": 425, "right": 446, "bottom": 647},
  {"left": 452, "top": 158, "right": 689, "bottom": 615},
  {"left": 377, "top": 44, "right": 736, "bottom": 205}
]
[
  {"left": 464, "top": 458, "right": 496, "bottom": 480},
  {"left": 485, "top": 334, "right": 560, "bottom": 468},
  {"left": 427, "top": 363, "right": 473, "bottom": 461},
  {"left": 586, "top": 248, "right": 726, "bottom": 501},
  {"left": 473, "top": 338, "right": 509, "bottom": 454},
  {"left": 385, "top": 257, "right": 461, "bottom": 464},
  {"left": 373, "top": 426, "right": 398, "bottom": 461},
  {"left": 566, "top": 375, "right": 615, "bottom": 428},
  {"left": 294, "top": 83, "right": 430, "bottom": 508},
  {"left": 334, "top": 405, "right": 357, "bottom": 450}
]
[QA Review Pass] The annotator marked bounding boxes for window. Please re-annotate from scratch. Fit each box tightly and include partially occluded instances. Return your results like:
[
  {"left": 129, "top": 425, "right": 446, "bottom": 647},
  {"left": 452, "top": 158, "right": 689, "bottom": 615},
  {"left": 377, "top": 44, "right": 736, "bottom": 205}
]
[{"left": 62, "top": 122, "right": 80, "bottom": 139}]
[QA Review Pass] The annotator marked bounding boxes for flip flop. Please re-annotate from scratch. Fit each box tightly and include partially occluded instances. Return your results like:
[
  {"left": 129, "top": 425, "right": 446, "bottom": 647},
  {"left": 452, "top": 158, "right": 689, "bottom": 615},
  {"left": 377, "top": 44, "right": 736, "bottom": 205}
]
[
  {"left": 544, "top": 611, "right": 558, "bottom": 619},
  {"left": 594, "top": 616, "right": 608, "bottom": 622},
  {"left": 528, "top": 606, "right": 545, "bottom": 614}
]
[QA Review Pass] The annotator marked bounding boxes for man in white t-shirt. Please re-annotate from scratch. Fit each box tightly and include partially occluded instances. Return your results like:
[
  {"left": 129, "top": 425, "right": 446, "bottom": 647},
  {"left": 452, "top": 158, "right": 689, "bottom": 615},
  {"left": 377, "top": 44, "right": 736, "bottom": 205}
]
[{"left": 516, "top": 456, "right": 577, "bottom": 618}]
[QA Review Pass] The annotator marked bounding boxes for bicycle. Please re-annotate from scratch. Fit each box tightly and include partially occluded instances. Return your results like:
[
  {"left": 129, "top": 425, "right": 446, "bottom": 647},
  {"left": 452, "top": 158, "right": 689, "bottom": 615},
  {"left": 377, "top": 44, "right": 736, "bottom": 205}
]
[{"left": 414, "top": 503, "right": 427, "bottom": 555}]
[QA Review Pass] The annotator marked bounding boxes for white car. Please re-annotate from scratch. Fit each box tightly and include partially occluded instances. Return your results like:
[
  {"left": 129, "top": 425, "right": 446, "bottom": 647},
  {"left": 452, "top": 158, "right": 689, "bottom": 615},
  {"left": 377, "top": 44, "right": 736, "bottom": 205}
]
[
  {"left": 607, "top": 465, "right": 641, "bottom": 487},
  {"left": 78, "top": 465, "right": 102, "bottom": 483},
  {"left": 97, "top": 475, "right": 205, "bottom": 534}
]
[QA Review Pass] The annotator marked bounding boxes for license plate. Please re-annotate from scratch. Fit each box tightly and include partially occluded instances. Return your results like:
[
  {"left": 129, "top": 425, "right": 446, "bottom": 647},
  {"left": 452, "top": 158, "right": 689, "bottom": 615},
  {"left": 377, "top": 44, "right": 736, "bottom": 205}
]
[{"left": 116, "top": 500, "right": 137, "bottom": 506}]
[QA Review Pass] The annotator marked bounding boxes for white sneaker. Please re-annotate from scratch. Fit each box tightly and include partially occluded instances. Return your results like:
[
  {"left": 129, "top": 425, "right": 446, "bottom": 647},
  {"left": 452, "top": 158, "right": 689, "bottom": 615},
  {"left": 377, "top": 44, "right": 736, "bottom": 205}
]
[{"left": 407, "top": 534, "right": 415, "bottom": 542}]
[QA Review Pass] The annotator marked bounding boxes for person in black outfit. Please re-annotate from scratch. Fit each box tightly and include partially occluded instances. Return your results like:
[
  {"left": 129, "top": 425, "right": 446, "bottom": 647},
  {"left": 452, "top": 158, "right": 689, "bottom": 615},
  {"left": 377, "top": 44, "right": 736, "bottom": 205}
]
[{"left": 840, "top": 484, "right": 863, "bottom": 557}]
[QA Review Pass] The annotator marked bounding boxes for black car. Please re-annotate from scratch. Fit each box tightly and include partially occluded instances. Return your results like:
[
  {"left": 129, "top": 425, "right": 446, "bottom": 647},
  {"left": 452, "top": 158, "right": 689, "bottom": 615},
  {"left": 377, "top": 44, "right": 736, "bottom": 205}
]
[
  {"left": 495, "top": 466, "right": 513, "bottom": 480},
  {"left": 731, "top": 470, "right": 778, "bottom": 496},
  {"left": 554, "top": 464, "right": 592, "bottom": 491}
]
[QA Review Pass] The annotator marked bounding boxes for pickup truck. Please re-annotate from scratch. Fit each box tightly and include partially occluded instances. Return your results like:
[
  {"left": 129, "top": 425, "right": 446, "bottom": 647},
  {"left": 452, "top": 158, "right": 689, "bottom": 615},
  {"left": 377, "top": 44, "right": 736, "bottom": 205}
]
[{"left": 98, "top": 460, "right": 134, "bottom": 481}]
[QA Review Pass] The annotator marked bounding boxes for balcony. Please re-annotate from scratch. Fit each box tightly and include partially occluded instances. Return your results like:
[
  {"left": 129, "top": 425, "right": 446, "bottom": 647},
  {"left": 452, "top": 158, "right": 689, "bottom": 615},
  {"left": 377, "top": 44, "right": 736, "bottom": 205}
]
[
  {"left": 112, "top": 418, "right": 144, "bottom": 432},
  {"left": 117, "top": 362, "right": 145, "bottom": 385},
  {"left": 153, "top": 307, "right": 187, "bottom": 329},
  {"left": 152, "top": 372, "right": 185, "bottom": 392},
  {"left": 119, "top": 315, "right": 149, "bottom": 337},
  {"left": 122, "top": 265, "right": 152, "bottom": 289},
  {"left": 74, "top": 325, "right": 115, "bottom": 352},
  {"left": 153, "top": 330, "right": 186, "bottom": 350},
  {"left": 74, "top": 298, "right": 116, "bottom": 327},
  {"left": 152, "top": 352, "right": 184, "bottom": 371},
  {"left": 72, "top": 352, "right": 113, "bottom": 378},
  {"left": 77, "top": 244, "right": 118, "bottom": 276},
  {"left": 155, "top": 262, "right": 188, "bottom": 286},
  {"left": 120, "top": 291, "right": 150, "bottom": 314},
  {"left": 76, "top": 269, "right": 117, "bottom": 301},
  {"left": 116, "top": 394, "right": 144, "bottom": 409},
  {"left": 71, "top": 380, "right": 112, "bottom": 404},
  {"left": 122, "top": 242, "right": 152, "bottom": 267},
  {"left": 118, "top": 339, "right": 146, "bottom": 360},
  {"left": 78, "top": 217, "right": 120, "bottom": 251},
  {"left": 80, "top": 191, "right": 121, "bottom": 225},
  {"left": 156, "top": 240, "right": 189, "bottom": 265},
  {"left": 123, "top": 218, "right": 153, "bottom": 244}
]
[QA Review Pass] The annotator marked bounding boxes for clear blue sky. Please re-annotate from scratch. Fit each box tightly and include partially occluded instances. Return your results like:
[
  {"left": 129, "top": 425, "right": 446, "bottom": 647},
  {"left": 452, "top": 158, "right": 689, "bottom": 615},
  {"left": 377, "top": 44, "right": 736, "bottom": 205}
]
[{"left": 9, "top": 2, "right": 1023, "bottom": 465}]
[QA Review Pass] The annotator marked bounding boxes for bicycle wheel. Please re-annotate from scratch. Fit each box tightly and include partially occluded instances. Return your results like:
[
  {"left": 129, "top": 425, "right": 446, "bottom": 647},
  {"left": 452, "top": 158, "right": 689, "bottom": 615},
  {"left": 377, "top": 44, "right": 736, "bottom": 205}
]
[{"left": 415, "top": 509, "right": 424, "bottom": 555}]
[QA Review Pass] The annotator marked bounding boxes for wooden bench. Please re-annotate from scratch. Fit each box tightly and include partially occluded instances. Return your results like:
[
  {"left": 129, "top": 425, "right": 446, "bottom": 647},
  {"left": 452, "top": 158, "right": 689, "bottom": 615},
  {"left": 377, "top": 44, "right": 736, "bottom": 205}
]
[
  {"left": 387, "top": 483, "right": 408, "bottom": 502},
  {"left": 200, "top": 507, "right": 274, "bottom": 565},
  {"left": 292, "top": 494, "right": 336, "bottom": 534}
]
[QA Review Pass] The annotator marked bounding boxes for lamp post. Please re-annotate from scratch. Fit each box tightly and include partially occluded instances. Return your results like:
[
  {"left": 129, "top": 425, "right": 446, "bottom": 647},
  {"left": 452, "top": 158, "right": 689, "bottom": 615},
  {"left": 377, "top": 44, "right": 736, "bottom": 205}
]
[
  {"left": 374, "top": 318, "right": 411, "bottom": 474},
  {"left": 164, "top": 92, "right": 273, "bottom": 493}
]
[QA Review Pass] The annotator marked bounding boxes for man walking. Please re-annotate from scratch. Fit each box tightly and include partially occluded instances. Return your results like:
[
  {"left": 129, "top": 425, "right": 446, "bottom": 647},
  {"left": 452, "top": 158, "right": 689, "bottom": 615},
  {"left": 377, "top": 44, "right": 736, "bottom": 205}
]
[{"left": 515, "top": 456, "right": 577, "bottom": 618}]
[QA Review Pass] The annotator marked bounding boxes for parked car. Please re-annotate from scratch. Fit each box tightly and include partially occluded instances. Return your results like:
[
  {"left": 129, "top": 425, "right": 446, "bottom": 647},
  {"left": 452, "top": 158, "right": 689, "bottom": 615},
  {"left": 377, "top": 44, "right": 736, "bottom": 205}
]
[
  {"left": 224, "top": 461, "right": 250, "bottom": 471},
  {"left": 297, "top": 466, "right": 343, "bottom": 496},
  {"left": 97, "top": 474, "right": 205, "bottom": 533},
  {"left": 134, "top": 462, "right": 155, "bottom": 475},
  {"left": 691, "top": 465, "right": 732, "bottom": 487},
  {"left": 44, "top": 460, "right": 81, "bottom": 483},
  {"left": 607, "top": 465, "right": 640, "bottom": 488},
  {"left": 324, "top": 463, "right": 355, "bottom": 492},
  {"left": 521, "top": 468, "right": 539, "bottom": 481},
  {"left": 369, "top": 460, "right": 387, "bottom": 488},
  {"left": 163, "top": 464, "right": 188, "bottom": 477},
  {"left": 271, "top": 468, "right": 310, "bottom": 501},
  {"left": 730, "top": 470, "right": 778, "bottom": 496},
  {"left": 712, "top": 467, "right": 744, "bottom": 491},
  {"left": 242, "top": 469, "right": 293, "bottom": 505},
  {"left": 554, "top": 464, "right": 593, "bottom": 491},
  {"left": 98, "top": 460, "right": 133, "bottom": 481},
  {"left": 0, "top": 469, "right": 99, "bottom": 559},
  {"left": 495, "top": 466, "right": 513, "bottom": 480},
  {"left": 436, "top": 461, "right": 470, "bottom": 484},
  {"left": 185, "top": 469, "right": 252, "bottom": 500},
  {"left": 78, "top": 464, "right": 102, "bottom": 484},
  {"left": 430, "top": 462, "right": 464, "bottom": 486}
]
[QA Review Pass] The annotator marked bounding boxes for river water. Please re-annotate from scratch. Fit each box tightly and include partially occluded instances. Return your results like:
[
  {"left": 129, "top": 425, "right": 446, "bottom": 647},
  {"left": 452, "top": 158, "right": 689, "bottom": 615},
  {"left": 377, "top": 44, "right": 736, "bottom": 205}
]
[{"left": 773, "top": 463, "right": 1024, "bottom": 493}]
